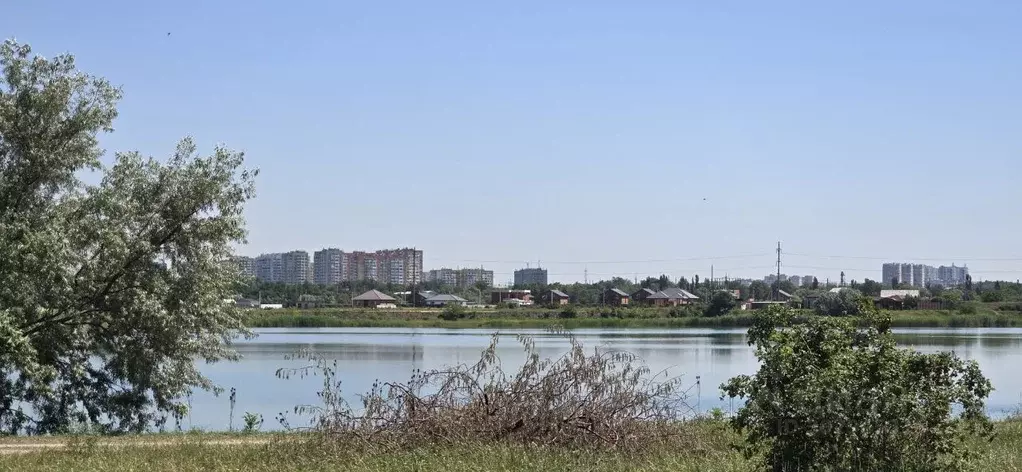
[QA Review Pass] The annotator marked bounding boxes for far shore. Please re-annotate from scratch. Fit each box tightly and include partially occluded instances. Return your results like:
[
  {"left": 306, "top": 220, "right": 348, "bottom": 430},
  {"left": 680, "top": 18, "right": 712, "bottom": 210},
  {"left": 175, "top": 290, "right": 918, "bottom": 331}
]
[{"left": 241, "top": 306, "right": 1022, "bottom": 329}]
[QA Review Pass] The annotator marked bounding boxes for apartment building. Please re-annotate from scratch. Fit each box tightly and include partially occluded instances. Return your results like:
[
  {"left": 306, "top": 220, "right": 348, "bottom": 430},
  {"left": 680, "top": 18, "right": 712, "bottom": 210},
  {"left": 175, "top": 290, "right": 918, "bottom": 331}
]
[
  {"left": 427, "top": 268, "right": 459, "bottom": 286},
  {"left": 426, "top": 267, "right": 495, "bottom": 287},
  {"left": 313, "top": 248, "right": 347, "bottom": 285},
  {"left": 514, "top": 267, "right": 548, "bottom": 286},
  {"left": 280, "top": 250, "right": 311, "bottom": 285},
  {"left": 231, "top": 256, "right": 255, "bottom": 278},
  {"left": 459, "top": 267, "right": 494, "bottom": 287},
  {"left": 882, "top": 262, "right": 963, "bottom": 287},
  {"left": 255, "top": 253, "right": 283, "bottom": 282}
]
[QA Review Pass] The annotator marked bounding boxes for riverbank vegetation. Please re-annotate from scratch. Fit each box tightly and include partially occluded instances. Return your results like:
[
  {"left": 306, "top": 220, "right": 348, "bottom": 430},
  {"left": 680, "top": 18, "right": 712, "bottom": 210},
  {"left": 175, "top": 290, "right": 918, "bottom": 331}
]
[{"left": 243, "top": 304, "right": 1022, "bottom": 329}]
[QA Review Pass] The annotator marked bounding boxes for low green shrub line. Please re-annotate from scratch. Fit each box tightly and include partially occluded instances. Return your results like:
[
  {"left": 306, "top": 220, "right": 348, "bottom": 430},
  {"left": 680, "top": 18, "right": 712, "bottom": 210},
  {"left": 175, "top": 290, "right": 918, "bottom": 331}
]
[{"left": 243, "top": 310, "right": 1022, "bottom": 329}]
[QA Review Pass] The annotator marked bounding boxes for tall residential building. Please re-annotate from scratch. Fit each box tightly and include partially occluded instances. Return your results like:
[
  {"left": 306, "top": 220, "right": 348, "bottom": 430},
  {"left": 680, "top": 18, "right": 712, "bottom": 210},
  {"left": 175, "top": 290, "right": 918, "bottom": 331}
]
[
  {"left": 376, "top": 248, "right": 423, "bottom": 285},
  {"left": 280, "top": 250, "right": 311, "bottom": 285},
  {"left": 882, "top": 263, "right": 901, "bottom": 286},
  {"left": 427, "top": 267, "right": 495, "bottom": 287},
  {"left": 883, "top": 262, "right": 966, "bottom": 287},
  {"left": 388, "top": 259, "right": 406, "bottom": 285},
  {"left": 936, "top": 264, "right": 969, "bottom": 286},
  {"left": 787, "top": 275, "right": 802, "bottom": 287},
  {"left": 514, "top": 267, "right": 548, "bottom": 286},
  {"left": 427, "top": 268, "right": 459, "bottom": 286},
  {"left": 802, "top": 275, "right": 815, "bottom": 287},
  {"left": 231, "top": 256, "right": 255, "bottom": 278},
  {"left": 313, "top": 248, "right": 347, "bottom": 285},
  {"left": 459, "top": 267, "right": 494, "bottom": 287},
  {"left": 255, "top": 253, "right": 283, "bottom": 282}
]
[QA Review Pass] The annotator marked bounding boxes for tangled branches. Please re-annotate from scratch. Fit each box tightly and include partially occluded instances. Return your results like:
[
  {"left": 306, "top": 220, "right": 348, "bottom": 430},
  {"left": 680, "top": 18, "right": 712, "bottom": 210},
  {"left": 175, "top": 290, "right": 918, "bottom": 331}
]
[{"left": 275, "top": 332, "right": 697, "bottom": 450}]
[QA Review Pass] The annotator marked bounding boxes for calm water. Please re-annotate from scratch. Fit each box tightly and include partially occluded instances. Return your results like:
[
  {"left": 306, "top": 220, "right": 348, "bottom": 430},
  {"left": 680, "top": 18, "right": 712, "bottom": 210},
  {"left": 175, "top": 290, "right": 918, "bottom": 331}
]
[{"left": 185, "top": 327, "right": 1022, "bottom": 431}]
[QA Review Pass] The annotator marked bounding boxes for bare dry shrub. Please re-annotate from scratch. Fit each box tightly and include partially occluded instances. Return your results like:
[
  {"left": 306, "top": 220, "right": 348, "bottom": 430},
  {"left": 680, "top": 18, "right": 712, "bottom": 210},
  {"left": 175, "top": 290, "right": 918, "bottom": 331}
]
[{"left": 275, "top": 331, "right": 698, "bottom": 450}]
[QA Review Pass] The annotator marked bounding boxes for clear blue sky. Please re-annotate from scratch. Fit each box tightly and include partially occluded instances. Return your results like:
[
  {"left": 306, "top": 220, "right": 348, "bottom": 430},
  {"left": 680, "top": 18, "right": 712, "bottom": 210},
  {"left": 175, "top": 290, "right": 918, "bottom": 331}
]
[{"left": 6, "top": 1, "right": 1022, "bottom": 284}]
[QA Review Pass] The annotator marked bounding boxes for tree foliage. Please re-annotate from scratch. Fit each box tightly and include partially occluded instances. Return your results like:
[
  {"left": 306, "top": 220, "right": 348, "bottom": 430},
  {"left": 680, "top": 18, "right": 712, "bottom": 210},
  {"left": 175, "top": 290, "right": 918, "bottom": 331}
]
[
  {"left": 722, "top": 306, "right": 993, "bottom": 472},
  {"left": 704, "top": 291, "right": 738, "bottom": 318},
  {"left": 0, "top": 41, "right": 255, "bottom": 434},
  {"left": 813, "top": 288, "right": 864, "bottom": 316}
]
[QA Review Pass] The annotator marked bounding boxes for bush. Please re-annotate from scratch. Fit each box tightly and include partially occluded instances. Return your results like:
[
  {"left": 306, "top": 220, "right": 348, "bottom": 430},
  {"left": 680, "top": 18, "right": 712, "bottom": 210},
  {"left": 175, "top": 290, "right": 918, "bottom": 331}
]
[
  {"left": 722, "top": 305, "right": 993, "bottom": 471},
  {"left": 813, "top": 288, "right": 864, "bottom": 316},
  {"left": 277, "top": 333, "right": 694, "bottom": 450},
  {"left": 439, "top": 304, "right": 468, "bottom": 321},
  {"left": 981, "top": 291, "right": 1005, "bottom": 303},
  {"left": 668, "top": 305, "right": 699, "bottom": 318},
  {"left": 558, "top": 305, "right": 578, "bottom": 319},
  {"left": 704, "top": 292, "right": 738, "bottom": 318}
]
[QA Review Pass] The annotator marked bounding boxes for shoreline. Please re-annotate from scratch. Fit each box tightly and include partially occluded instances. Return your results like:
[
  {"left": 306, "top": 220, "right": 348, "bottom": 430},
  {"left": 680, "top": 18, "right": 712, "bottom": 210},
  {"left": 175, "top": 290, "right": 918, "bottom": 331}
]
[{"left": 242, "top": 308, "right": 1022, "bottom": 329}]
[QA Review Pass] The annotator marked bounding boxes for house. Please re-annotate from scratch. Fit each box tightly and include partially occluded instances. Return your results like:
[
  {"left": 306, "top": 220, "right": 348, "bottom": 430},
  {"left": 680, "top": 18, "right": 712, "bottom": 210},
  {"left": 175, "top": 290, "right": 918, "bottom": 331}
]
[
  {"left": 879, "top": 290, "right": 920, "bottom": 299},
  {"left": 544, "top": 289, "right": 570, "bottom": 305},
  {"left": 491, "top": 289, "right": 533, "bottom": 305},
  {"left": 233, "top": 297, "right": 260, "bottom": 309},
  {"left": 604, "top": 288, "right": 630, "bottom": 306},
  {"left": 877, "top": 290, "right": 921, "bottom": 310},
  {"left": 425, "top": 294, "right": 468, "bottom": 307},
  {"left": 353, "top": 289, "right": 398, "bottom": 308},
  {"left": 297, "top": 294, "right": 322, "bottom": 309},
  {"left": 646, "top": 287, "right": 700, "bottom": 307},
  {"left": 719, "top": 289, "right": 741, "bottom": 300},
  {"left": 631, "top": 288, "right": 657, "bottom": 303}
]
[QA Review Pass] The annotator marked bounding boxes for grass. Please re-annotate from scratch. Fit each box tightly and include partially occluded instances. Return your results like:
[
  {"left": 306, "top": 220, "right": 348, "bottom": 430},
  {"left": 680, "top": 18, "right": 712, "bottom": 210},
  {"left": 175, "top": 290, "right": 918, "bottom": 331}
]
[
  {"left": 6, "top": 420, "right": 1022, "bottom": 471},
  {"left": 243, "top": 306, "right": 1022, "bottom": 329}
]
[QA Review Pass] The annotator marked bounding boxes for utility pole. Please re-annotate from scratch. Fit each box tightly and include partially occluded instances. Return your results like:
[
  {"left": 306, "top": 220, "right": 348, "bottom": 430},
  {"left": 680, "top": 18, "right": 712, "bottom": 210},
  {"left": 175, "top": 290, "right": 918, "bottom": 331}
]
[
  {"left": 775, "top": 241, "right": 782, "bottom": 301},
  {"left": 711, "top": 265, "right": 714, "bottom": 290}
]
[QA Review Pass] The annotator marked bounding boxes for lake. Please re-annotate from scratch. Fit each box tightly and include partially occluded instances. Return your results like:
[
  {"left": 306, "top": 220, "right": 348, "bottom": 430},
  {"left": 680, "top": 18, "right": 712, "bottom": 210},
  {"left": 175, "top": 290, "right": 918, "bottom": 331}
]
[{"left": 185, "top": 327, "right": 1022, "bottom": 431}]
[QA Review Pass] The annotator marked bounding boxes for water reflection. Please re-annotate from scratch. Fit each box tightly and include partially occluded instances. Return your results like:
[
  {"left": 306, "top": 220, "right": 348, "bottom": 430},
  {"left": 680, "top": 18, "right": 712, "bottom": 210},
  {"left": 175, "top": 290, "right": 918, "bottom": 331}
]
[{"left": 186, "top": 327, "right": 1022, "bottom": 431}]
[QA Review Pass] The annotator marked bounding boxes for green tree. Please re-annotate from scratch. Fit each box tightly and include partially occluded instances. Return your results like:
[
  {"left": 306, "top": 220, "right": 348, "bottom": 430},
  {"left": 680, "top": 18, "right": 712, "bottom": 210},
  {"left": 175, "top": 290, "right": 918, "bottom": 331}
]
[
  {"left": 722, "top": 307, "right": 992, "bottom": 471},
  {"left": 859, "top": 278, "right": 883, "bottom": 297},
  {"left": 811, "top": 277, "right": 819, "bottom": 290},
  {"left": 814, "top": 288, "right": 864, "bottom": 316},
  {"left": 0, "top": 41, "right": 255, "bottom": 434},
  {"left": 704, "top": 291, "right": 738, "bottom": 317},
  {"left": 748, "top": 281, "right": 771, "bottom": 300}
]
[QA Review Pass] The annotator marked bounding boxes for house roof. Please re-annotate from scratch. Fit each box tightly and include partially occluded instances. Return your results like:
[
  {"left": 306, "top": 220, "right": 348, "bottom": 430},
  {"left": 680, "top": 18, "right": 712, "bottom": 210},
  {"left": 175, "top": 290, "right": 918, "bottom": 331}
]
[
  {"left": 829, "top": 287, "right": 849, "bottom": 293},
  {"left": 880, "top": 289, "right": 920, "bottom": 298},
  {"left": 608, "top": 288, "right": 630, "bottom": 297},
  {"left": 353, "top": 289, "right": 397, "bottom": 301},
  {"left": 646, "top": 291, "right": 671, "bottom": 299},
  {"left": 661, "top": 287, "right": 699, "bottom": 300},
  {"left": 426, "top": 294, "right": 467, "bottom": 302},
  {"left": 550, "top": 289, "right": 569, "bottom": 298},
  {"left": 778, "top": 290, "right": 793, "bottom": 298},
  {"left": 633, "top": 288, "right": 656, "bottom": 296}
]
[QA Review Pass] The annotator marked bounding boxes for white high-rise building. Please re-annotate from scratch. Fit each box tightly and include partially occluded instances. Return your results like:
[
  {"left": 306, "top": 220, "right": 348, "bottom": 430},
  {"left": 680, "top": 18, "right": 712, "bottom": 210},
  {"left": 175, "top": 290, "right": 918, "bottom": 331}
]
[{"left": 313, "top": 248, "right": 347, "bottom": 285}]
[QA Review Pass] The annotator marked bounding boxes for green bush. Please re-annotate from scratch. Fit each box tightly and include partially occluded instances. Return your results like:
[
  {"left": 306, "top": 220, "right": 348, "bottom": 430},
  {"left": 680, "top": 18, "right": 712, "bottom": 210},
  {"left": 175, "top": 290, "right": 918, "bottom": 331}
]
[
  {"left": 558, "top": 305, "right": 578, "bottom": 319},
  {"left": 813, "top": 288, "right": 864, "bottom": 316},
  {"left": 722, "top": 305, "right": 993, "bottom": 471},
  {"left": 704, "top": 292, "right": 738, "bottom": 317},
  {"left": 439, "top": 304, "right": 468, "bottom": 321}
]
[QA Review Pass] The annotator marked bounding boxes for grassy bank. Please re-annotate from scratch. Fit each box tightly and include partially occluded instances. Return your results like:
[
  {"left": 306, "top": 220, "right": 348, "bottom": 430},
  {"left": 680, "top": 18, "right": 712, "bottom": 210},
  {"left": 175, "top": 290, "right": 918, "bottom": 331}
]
[
  {"left": 6, "top": 420, "right": 1022, "bottom": 471},
  {"left": 243, "top": 307, "right": 1022, "bottom": 329}
]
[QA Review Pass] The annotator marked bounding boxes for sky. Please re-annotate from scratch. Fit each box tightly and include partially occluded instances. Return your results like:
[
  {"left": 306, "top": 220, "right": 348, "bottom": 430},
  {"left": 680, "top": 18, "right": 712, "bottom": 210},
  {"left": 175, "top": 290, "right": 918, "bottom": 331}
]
[{"left": 5, "top": 1, "right": 1022, "bottom": 284}]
